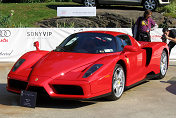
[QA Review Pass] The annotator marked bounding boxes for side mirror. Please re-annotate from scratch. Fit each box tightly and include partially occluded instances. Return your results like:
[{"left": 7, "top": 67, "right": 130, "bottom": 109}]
[
  {"left": 34, "top": 41, "right": 40, "bottom": 51},
  {"left": 123, "top": 45, "right": 138, "bottom": 52}
]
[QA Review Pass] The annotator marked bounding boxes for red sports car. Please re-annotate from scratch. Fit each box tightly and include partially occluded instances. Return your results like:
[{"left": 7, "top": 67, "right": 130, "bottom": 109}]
[{"left": 7, "top": 31, "right": 169, "bottom": 100}]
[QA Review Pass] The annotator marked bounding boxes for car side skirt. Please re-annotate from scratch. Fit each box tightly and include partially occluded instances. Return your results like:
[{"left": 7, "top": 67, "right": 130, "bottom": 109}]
[{"left": 125, "top": 73, "right": 160, "bottom": 90}]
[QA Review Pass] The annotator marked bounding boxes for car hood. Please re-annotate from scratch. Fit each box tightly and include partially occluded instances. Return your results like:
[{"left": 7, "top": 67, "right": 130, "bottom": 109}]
[{"left": 30, "top": 51, "right": 106, "bottom": 78}]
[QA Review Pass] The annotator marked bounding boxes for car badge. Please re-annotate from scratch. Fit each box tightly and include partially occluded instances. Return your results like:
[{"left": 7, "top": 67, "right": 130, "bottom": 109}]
[{"left": 35, "top": 78, "right": 39, "bottom": 81}]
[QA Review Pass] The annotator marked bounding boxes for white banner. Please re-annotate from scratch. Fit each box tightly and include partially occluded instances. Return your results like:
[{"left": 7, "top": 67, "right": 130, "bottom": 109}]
[
  {"left": 57, "top": 7, "right": 96, "bottom": 17},
  {"left": 0, "top": 28, "right": 175, "bottom": 62}
]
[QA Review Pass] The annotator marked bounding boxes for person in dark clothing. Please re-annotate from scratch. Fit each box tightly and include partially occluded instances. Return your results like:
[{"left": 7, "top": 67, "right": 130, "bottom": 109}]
[
  {"left": 133, "top": 10, "right": 157, "bottom": 42},
  {"left": 162, "top": 28, "right": 176, "bottom": 54}
]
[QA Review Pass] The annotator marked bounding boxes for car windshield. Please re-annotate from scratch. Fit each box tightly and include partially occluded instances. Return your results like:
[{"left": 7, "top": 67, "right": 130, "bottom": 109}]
[{"left": 54, "top": 32, "right": 118, "bottom": 53}]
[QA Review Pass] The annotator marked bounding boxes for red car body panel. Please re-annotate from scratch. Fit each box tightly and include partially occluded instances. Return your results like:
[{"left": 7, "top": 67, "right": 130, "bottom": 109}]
[{"left": 6, "top": 31, "right": 169, "bottom": 100}]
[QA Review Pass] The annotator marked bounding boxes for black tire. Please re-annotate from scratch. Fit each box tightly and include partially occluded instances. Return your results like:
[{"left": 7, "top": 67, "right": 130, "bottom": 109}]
[
  {"left": 107, "top": 64, "right": 125, "bottom": 101},
  {"left": 157, "top": 50, "right": 168, "bottom": 79},
  {"left": 143, "top": 0, "right": 158, "bottom": 11},
  {"left": 84, "top": 0, "right": 97, "bottom": 7}
]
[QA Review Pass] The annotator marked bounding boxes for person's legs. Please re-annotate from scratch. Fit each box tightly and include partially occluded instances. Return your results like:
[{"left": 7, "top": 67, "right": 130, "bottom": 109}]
[
  {"left": 168, "top": 41, "right": 176, "bottom": 54},
  {"left": 145, "top": 32, "right": 151, "bottom": 42}
]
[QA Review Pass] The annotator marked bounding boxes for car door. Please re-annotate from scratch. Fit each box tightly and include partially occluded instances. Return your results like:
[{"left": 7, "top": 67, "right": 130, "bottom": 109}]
[{"left": 117, "top": 35, "right": 147, "bottom": 85}]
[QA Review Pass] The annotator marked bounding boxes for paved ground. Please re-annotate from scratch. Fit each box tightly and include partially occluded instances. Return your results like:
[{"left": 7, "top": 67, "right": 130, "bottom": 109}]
[{"left": 0, "top": 62, "right": 176, "bottom": 118}]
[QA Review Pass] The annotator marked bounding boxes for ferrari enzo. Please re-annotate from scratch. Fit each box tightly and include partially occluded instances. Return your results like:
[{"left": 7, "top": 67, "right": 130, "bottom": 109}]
[{"left": 7, "top": 31, "right": 169, "bottom": 100}]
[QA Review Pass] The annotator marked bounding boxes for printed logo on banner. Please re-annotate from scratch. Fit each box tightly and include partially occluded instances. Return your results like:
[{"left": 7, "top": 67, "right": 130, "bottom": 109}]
[
  {"left": 57, "top": 7, "right": 96, "bottom": 17},
  {"left": 27, "top": 31, "right": 52, "bottom": 37},
  {"left": 0, "top": 50, "right": 13, "bottom": 56},
  {"left": 0, "top": 30, "right": 11, "bottom": 43},
  {"left": 152, "top": 35, "right": 162, "bottom": 38},
  {"left": 74, "top": 29, "right": 84, "bottom": 33},
  {"left": 0, "top": 38, "right": 8, "bottom": 42},
  {"left": 61, "top": 10, "right": 67, "bottom": 15},
  {"left": 0, "top": 30, "right": 11, "bottom": 37}
]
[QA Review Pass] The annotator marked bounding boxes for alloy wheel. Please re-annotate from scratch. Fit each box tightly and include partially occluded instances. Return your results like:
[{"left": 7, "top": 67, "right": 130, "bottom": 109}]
[
  {"left": 143, "top": 0, "right": 157, "bottom": 11},
  {"left": 84, "top": 0, "right": 96, "bottom": 7},
  {"left": 113, "top": 65, "right": 125, "bottom": 98},
  {"left": 160, "top": 51, "right": 167, "bottom": 76}
]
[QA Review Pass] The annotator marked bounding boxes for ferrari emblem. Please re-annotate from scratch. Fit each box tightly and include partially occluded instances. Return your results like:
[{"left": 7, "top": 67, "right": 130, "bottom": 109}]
[
  {"left": 126, "top": 58, "right": 129, "bottom": 64},
  {"left": 35, "top": 78, "right": 39, "bottom": 81}
]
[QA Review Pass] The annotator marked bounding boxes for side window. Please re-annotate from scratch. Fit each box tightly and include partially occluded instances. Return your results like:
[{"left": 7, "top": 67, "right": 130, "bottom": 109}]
[
  {"left": 117, "top": 35, "right": 132, "bottom": 47},
  {"left": 115, "top": 37, "right": 123, "bottom": 51}
]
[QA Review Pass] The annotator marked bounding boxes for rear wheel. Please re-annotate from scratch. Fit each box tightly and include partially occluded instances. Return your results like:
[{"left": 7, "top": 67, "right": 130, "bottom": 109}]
[
  {"left": 157, "top": 50, "right": 168, "bottom": 79},
  {"left": 143, "top": 0, "right": 158, "bottom": 11},
  {"left": 107, "top": 64, "right": 125, "bottom": 100},
  {"left": 84, "top": 0, "right": 97, "bottom": 7}
]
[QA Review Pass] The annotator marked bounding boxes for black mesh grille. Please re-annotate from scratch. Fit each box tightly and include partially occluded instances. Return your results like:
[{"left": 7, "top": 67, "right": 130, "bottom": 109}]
[
  {"left": 9, "top": 79, "right": 28, "bottom": 90},
  {"left": 27, "top": 86, "right": 49, "bottom": 97},
  {"left": 53, "top": 85, "right": 84, "bottom": 95}
]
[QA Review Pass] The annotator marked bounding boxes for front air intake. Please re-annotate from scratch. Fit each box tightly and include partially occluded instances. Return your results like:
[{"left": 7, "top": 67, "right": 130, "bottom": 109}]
[
  {"left": 27, "top": 86, "right": 49, "bottom": 97},
  {"left": 53, "top": 85, "right": 84, "bottom": 95},
  {"left": 9, "top": 79, "right": 28, "bottom": 91}
]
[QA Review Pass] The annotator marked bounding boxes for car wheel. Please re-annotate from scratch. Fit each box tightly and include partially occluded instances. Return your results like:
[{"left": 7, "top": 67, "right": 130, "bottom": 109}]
[
  {"left": 157, "top": 50, "right": 168, "bottom": 79},
  {"left": 84, "top": 0, "right": 97, "bottom": 7},
  {"left": 143, "top": 0, "right": 158, "bottom": 11},
  {"left": 107, "top": 64, "right": 125, "bottom": 100}
]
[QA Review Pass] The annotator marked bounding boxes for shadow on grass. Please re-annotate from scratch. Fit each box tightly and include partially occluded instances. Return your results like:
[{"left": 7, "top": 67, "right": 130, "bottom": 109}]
[
  {"left": 98, "top": 5, "right": 143, "bottom": 11},
  {"left": 46, "top": 4, "right": 144, "bottom": 11},
  {"left": 47, "top": 4, "right": 83, "bottom": 10}
]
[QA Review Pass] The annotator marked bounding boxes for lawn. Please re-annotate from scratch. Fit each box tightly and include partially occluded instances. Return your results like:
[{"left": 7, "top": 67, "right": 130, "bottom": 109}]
[
  {"left": 0, "top": 2, "right": 175, "bottom": 27},
  {"left": 157, "top": 0, "right": 176, "bottom": 18},
  {"left": 0, "top": 2, "right": 80, "bottom": 27}
]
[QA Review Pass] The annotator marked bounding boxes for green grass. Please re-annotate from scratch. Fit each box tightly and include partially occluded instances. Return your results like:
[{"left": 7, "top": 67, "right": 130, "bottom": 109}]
[
  {"left": 157, "top": 1, "right": 176, "bottom": 18},
  {"left": 0, "top": 2, "right": 80, "bottom": 27},
  {"left": 163, "top": 2, "right": 176, "bottom": 18},
  {"left": 0, "top": 2, "right": 175, "bottom": 27}
]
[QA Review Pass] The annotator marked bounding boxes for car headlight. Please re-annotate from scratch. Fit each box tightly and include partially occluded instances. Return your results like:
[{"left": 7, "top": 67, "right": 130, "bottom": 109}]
[
  {"left": 83, "top": 64, "right": 103, "bottom": 78},
  {"left": 12, "top": 59, "right": 25, "bottom": 72}
]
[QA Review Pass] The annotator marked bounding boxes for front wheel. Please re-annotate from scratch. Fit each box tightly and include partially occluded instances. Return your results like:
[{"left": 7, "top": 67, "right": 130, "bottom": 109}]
[
  {"left": 143, "top": 0, "right": 158, "bottom": 11},
  {"left": 107, "top": 64, "right": 125, "bottom": 101},
  {"left": 157, "top": 50, "right": 168, "bottom": 79},
  {"left": 84, "top": 0, "right": 97, "bottom": 7}
]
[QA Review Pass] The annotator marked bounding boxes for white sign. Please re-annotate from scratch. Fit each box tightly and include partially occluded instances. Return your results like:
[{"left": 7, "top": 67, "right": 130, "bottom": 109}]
[{"left": 57, "top": 7, "right": 96, "bottom": 17}]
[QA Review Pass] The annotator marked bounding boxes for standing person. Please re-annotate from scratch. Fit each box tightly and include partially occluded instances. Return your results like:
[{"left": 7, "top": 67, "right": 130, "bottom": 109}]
[
  {"left": 162, "top": 28, "right": 176, "bottom": 54},
  {"left": 133, "top": 10, "right": 157, "bottom": 42}
]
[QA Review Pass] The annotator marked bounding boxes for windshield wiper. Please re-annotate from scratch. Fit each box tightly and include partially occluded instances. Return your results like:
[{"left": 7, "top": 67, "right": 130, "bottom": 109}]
[{"left": 54, "top": 46, "right": 67, "bottom": 52}]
